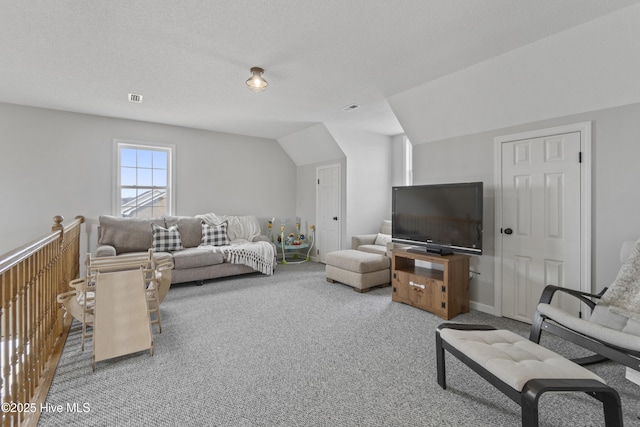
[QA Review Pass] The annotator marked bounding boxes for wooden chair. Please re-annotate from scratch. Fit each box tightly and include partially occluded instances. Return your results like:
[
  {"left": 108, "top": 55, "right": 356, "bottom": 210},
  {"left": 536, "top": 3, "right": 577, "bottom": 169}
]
[{"left": 57, "top": 276, "right": 94, "bottom": 351}]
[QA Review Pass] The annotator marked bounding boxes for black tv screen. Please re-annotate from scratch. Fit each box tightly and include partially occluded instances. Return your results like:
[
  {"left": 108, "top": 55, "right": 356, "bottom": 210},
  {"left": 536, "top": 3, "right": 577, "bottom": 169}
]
[{"left": 392, "top": 182, "right": 483, "bottom": 255}]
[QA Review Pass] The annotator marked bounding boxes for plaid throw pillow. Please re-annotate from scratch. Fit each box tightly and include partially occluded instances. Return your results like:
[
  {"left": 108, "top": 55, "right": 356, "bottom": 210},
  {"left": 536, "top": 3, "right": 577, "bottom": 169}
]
[
  {"left": 201, "top": 222, "right": 230, "bottom": 247},
  {"left": 151, "top": 223, "right": 184, "bottom": 252}
]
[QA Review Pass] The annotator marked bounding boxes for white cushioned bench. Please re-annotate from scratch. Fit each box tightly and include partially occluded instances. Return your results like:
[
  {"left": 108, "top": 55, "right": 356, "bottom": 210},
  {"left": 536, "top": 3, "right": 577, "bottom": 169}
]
[
  {"left": 325, "top": 249, "right": 390, "bottom": 293},
  {"left": 436, "top": 323, "right": 623, "bottom": 427}
]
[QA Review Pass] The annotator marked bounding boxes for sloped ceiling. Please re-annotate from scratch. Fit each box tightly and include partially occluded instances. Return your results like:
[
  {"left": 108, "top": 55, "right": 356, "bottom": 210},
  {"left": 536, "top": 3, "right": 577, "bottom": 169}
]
[{"left": 1, "top": 0, "right": 638, "bottom": 140}]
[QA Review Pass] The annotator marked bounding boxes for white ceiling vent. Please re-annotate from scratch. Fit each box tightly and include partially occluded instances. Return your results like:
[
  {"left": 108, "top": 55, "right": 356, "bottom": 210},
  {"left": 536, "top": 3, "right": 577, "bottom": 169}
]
[
  {"left": 128, "top": 93, "right": 143, "bottom": 103},
  {"left": 341, "top": 104, "right": 360, "bottom": 112}
]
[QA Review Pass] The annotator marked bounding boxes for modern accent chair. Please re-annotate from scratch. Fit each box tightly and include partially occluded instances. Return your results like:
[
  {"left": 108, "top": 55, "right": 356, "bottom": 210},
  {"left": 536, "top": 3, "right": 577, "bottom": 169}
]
[{"left": 530, "top": 239, "right": 640, "bottom": 371}]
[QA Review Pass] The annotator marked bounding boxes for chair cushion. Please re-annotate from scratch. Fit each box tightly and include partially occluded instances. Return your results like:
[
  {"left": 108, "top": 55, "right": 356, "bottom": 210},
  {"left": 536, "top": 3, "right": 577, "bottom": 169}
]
[
  {"left": 172, "top": 247, "right": 224, "bottom": 270},
  {"left": 537, "top": 303, "right": 640, "bottom": 352}
]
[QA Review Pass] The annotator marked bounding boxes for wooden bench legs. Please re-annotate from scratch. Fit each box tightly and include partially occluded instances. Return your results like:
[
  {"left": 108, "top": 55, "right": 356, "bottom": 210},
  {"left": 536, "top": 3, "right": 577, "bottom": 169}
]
[{"left": 436, "top": 323, "right": 623, "bottom": 427}]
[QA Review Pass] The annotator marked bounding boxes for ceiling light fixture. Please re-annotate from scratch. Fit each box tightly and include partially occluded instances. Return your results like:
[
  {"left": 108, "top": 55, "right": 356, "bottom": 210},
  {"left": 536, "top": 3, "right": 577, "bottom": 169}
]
[{"left": 246, "top": 67, "right": 268, "bottom": 92}]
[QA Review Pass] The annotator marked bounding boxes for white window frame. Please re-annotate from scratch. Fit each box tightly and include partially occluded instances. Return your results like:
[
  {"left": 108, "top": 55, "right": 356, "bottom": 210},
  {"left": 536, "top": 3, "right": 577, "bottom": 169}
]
[
  {"left": 113, "top": 139, "right": 176, "bottom": 217},
  {"left": 404, "top": 136, "right": 413, "bottom": 186}
]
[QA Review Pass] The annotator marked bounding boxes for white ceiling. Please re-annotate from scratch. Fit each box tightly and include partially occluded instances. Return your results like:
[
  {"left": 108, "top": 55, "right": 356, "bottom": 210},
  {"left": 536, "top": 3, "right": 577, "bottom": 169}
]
[{"left": 1, "top": 0, "right": 638, "bottom": 140}]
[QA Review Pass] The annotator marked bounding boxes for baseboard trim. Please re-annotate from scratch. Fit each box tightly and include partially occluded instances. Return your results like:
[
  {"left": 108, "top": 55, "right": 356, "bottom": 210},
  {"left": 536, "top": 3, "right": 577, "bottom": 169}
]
[
  {"left": 626, "top": 367, "right": 640, "bottom": 386},
  {"left": 469, "top": 301, "right": 495, "bottom": 316}
]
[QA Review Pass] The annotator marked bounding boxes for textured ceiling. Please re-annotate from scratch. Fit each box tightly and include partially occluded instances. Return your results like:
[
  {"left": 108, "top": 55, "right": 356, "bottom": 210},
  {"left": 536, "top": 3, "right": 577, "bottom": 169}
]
[{"left": 1, "top": 0, "right": 638, "bottom": 140}]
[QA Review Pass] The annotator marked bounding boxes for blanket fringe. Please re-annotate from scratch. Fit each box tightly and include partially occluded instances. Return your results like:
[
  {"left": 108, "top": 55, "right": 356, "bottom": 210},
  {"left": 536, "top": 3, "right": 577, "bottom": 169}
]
[{"left": 221, "top": 241, "right": 274, "bottom": 275}]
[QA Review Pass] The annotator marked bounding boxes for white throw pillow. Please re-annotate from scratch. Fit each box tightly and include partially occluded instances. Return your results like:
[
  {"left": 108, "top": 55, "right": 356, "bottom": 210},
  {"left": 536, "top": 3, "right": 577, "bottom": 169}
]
[
  {"left": 600, "top": 238, "right": 640, "bottom": 319},
  {"left": 374, "top": 233, "right": 392, "bottom": 246}
]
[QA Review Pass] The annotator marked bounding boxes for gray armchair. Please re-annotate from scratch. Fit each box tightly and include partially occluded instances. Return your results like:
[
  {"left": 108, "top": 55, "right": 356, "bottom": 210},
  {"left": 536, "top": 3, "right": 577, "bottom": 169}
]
[{"left": 351, "top": 220, "right": 392, "bottom": 256}]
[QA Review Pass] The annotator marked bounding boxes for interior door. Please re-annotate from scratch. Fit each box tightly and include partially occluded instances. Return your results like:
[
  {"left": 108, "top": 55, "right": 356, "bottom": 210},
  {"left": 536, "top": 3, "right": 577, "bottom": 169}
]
[
  {"left": 500, "top": 132, "right": 582, "bottom": 323},
  {"left": 316, "top": 164, "right": 341, "bottom": 263}
]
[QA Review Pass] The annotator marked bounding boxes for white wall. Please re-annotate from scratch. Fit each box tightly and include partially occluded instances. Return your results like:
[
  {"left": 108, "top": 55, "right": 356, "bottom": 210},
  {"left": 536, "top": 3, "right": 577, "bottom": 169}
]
[
  {"left": 411, "top": 136, "right": 495, "bottom": 309},
  {"left": 296, "top": 158, "right": 347, "bottom": 256},
  {"left": 390, "top": 134, "right": 406, "bottom": 187},
  {"left": 389, "top": 3, "right": 640, "bottom": 144},
  {"left": 326, "top": 125, "right": 393, "bottom": 244},
  {"left": 389, "top": 5, "right": 640, "bottom": 312},
  {"left": 410, "top": 103, "right": 640, "bottom": 310},
  {"left": 277, "top": 123, "right": 344, "bottom": 166},
  {"left": 0, "top": 103, "right": 297, "bottom": 255}
]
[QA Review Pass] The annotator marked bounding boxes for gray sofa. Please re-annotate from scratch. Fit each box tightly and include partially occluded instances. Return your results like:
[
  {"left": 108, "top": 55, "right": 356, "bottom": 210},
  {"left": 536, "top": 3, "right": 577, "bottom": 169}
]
[{"left": 96, "top": 214, "right": 275, "bottom": 285}]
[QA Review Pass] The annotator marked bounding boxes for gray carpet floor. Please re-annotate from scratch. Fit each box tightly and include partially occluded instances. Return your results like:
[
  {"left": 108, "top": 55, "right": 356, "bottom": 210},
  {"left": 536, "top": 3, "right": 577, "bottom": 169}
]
[{"left": 40, "top": 262, "right": 640, "bottom": 426}]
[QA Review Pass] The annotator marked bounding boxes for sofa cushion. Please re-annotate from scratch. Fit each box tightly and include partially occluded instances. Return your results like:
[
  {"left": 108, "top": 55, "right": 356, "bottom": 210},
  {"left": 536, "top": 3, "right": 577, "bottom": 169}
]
[
  {"left": 172, "top": 247, "right": 224, "bottom": 269},
  {"left": 201, "top": 222, "right": 230, "bottom": 246},
  {"left": 164, "top": 216, "right": 204, "bottom": 248},
  {"left": 98, "top": 215, "right": 165, "bottom": 254},
  {"left": 151, "top": 224, "right": 184, "bottom": 252}
]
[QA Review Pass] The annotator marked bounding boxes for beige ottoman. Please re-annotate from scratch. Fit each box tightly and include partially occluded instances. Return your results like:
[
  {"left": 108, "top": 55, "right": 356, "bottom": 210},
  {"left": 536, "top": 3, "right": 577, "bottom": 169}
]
[{"left": 325, "top": 249, "right": 391, "bottom": 292}]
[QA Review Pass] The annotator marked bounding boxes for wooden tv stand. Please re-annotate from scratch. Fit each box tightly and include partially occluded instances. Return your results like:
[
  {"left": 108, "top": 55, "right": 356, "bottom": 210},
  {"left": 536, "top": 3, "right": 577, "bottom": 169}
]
[{"left": 391, "top": 248, "right": 470, "bottom": 320}]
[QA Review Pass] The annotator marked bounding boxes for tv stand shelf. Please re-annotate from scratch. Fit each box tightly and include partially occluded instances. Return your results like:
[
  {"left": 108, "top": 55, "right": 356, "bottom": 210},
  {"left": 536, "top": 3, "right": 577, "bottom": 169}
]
[{"left": 391, "top": 248, "right": 470, "bottom": 320}]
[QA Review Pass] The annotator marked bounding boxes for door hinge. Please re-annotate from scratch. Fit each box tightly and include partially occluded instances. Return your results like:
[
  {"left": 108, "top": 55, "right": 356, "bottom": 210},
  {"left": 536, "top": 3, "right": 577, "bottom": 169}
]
[
  {"left": 579, "top": 151, "right": 582, "bottom": 163},
  {"left": 317, "top": 179, "right": 320, "bottom": 184},
  {"left": 441, "top": 302, "right": 446, "bottom": 308}
]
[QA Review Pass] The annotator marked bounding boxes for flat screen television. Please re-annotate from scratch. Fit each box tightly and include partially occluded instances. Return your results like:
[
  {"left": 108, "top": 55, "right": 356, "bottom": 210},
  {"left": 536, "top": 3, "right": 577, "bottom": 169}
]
[{"left": 392, "top": 182, "right": 483, "bottom": 255}]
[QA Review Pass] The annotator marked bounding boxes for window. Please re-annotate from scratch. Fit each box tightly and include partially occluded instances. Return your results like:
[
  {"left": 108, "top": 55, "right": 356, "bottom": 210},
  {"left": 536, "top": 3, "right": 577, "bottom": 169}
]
[
  {"left": 114, "top": 140, "right": 175, "bottom": 218},
  {"left": 404, "top": 136, "right": 413, "bottom": 186}
]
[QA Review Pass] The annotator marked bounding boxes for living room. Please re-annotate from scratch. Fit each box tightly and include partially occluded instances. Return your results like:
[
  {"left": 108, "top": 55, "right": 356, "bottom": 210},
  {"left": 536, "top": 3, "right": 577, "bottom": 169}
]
[{"left": 2, "top": 1, "right": 640, "bottom": 426}]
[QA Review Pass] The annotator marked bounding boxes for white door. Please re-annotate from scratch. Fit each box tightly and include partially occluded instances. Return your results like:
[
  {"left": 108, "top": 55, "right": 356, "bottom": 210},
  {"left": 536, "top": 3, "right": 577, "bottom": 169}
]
[
  {"left": 500, "top": 131, "right": 582, "bottom": 323},
  {"left": 316, "top": 164, "right": 341, "bottom": 263}
]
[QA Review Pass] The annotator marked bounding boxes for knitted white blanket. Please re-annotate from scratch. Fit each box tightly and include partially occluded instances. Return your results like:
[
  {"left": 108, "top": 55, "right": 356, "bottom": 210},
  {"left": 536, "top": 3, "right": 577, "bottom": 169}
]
[
  {"left": 203, "top": 240, "right": 274, "bottom": 275},
  {"left": 221, "top": 241, "right": 275, "bottom": 276},
  {"left": 197, "top": 213, "right": 274, "bottom": 275}
]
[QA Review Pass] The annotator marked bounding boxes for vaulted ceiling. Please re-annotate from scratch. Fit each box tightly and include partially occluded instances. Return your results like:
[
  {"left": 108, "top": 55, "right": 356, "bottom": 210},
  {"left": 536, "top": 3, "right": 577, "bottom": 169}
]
[{"left": 1, "top": 0, "right": 638, "bottom": 140}]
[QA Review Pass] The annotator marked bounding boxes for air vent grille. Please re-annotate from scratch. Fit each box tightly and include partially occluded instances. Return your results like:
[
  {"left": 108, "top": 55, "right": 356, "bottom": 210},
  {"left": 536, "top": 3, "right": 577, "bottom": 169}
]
[
  {"left": 128, "top": 93, "right": 143, "bottom": 103},
  {"left": 341, "top": 104, "right": 360, "bottom": 112}
]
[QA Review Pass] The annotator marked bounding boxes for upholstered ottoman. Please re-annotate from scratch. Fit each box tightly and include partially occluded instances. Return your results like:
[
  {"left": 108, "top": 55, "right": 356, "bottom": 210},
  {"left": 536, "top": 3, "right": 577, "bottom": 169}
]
[
  {"left": 325, "top": 249, "right": 390, "bottom": 292},
  {"left": 436, "top": 323, "right": 623, "bottom": 427}
]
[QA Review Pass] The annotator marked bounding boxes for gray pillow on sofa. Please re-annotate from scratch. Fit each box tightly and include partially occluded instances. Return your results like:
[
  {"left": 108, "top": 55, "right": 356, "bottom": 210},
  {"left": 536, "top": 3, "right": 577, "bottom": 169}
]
[
  {"left": 164, "top": 216, "right": 204, "bottom": 248},
  {"left": 98, "top": 215, "right": 165, "bottom": 254}
]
